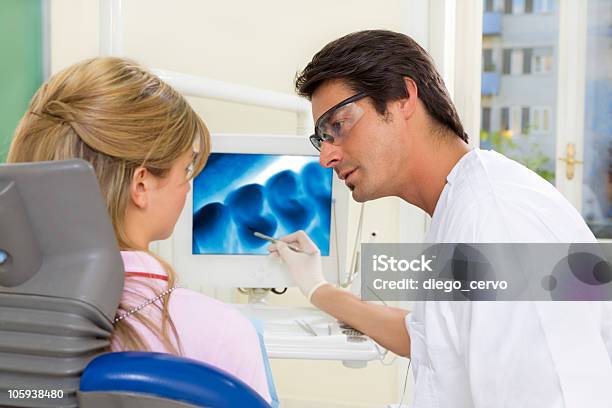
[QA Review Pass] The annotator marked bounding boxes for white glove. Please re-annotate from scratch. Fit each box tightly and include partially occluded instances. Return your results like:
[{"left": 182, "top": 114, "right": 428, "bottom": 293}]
[{"left": 268, "top": 231, "right": 327, "bottom": 302}]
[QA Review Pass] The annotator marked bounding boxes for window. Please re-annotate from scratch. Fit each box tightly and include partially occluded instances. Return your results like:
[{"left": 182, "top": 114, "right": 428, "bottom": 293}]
[
  {"left": 482, "top": 107, "right": 492, "bottom": 132},
  {"left": 530, "top": 106, "right": 552, "bottom": 132},
  {"left": 483, "top": 49, "right": 495, "bottom": 72},
  {"left": 534, "top": 55, "right": 542, "bottom": 73},
  {"left": 504, "top": 0, "right": 513, "bottom": 13},
  {"left": 502, "top": 49, "right": 534, "bottom": 75},
  {"left": 502, "top": 49, "right": 512, "bottom": 74},
  {"left": 501, "top": 106, "right": 529, "bottom": 134},
  {"left": 534, "top": 0, "right": 555, "bottom": 13},
  {"left": 485, "top": 0, "right": 495, "bottom": 12},
  {"left": 513, "top": 0, "right": 525, "bottom": 14},
  {"left": 523, "top": 48, "right": 533, "bottom": 74},
  {"left": 511, "top": 106, "right": 522, "bottom": 133},
  {"left": 544, "top": 55, "right": 552, "bottom": 72},
  {"left": 521, "top": 107, "right": 530, "bottom": 133},
  {"left": 511, "top": 49, "right": 524, "bottom": 75},
  {"left": 479, "top": 0, "right": 560, "bottom": 187},
  {"left": 533, "top": 54, "right": 553, "bottom": 74},
  {"left": 501, "top": 107, "right": 510, "bottom": 130},
  {"left": 582, "top": 0, "right": 612, "bottom": 237}
]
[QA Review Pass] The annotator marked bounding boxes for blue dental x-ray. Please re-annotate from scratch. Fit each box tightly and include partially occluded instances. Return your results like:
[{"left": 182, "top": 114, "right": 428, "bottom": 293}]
[{"left": 192, "top": 153, "right": 333, "bottom": 255}]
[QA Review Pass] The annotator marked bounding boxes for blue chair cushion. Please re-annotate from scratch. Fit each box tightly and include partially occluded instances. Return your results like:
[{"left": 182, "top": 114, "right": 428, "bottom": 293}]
[{"left": 80, "top": 352, "right": 271, "bottom": 408}]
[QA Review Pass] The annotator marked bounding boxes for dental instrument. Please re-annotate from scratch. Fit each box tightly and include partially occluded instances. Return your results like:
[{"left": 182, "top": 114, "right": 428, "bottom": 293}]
[{"left": 251, "top": 230, "right": 309, "bottom": 254}]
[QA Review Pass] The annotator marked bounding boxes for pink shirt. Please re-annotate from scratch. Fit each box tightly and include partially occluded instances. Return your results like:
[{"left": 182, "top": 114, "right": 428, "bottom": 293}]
[{"left": 111, "top": 251, "right": 271, "bottom": 403}]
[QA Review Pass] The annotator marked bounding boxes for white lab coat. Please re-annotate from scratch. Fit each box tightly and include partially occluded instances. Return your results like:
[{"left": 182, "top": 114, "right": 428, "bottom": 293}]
[{"left": 406, "top": 149, "right": 612, "bottom": 408}]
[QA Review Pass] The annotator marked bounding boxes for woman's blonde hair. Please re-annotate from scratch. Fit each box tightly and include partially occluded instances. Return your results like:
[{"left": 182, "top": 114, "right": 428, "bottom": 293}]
[{"left": 7, "top": 57, "right": 211, "bottom": 354}]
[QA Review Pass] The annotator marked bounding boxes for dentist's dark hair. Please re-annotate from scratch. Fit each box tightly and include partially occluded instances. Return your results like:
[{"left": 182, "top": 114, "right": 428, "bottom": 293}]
[{"left": 295, "top": 30, "right": 468, "bottom": 142}]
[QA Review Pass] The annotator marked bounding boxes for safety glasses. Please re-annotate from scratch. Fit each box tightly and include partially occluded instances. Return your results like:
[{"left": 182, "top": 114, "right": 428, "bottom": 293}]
[{"left": 309, "top": 92, "right": 368, "bottom": 151}]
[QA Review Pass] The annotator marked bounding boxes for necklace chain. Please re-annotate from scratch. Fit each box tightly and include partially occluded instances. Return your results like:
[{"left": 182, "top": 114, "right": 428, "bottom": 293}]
[{"left": 113, "top": 284, "right": 180, "bottom": 324}]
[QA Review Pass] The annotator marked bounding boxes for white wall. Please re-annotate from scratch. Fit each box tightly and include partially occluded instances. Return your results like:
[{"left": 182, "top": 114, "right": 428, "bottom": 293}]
[{"left": 50, "top": 0, "right": 422, "bottom": 406}]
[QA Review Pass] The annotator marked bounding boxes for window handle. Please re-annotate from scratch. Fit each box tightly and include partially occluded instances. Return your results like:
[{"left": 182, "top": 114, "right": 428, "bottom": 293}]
[{"left": 558, "top": 143, "right": 583, "bottom": 180}]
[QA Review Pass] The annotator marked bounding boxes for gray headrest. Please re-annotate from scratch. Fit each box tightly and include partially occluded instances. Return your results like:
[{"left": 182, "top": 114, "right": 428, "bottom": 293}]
[{"left": 0, "top": 159, "right": 124, "bottom": 321}]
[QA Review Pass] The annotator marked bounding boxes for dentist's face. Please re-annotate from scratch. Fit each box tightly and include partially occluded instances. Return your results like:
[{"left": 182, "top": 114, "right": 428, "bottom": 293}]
[{"left": 311, "top": 80, "right": 404, "bottom": 202}]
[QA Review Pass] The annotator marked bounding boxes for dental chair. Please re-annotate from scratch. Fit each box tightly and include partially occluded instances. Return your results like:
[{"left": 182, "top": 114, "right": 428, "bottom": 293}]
[{"left": 0, "top": 160, "right": 271, "bottom": 408}]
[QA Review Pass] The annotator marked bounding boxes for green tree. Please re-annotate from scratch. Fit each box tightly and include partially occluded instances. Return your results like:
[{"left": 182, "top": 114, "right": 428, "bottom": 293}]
[{"left": 480, "top": 128, "right": 555, "bottom": 182}]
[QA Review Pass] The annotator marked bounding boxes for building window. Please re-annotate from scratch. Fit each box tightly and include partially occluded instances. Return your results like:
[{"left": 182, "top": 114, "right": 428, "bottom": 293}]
[
  {"left": 511, "top": 49, "right": 524, "bottom": 75},
  {"left": 502, "top": 49, "right": 512, "bottom": 74},
  {"left": 533, "top": 54, "right": 553, "bottom": 74},
  {"left": 521, "top": 107, "right": 530, "bottom": 133},
  {"left": 485, "top": 0, "right": 495, "bottom": 12},
  {"left": 534, "top": 0, "right": 555, "bottom": 13},
  {"left": 502, "top": 48, "right": 543, "bottom": 75},
  {"left": 483, "top": 49, "right": 495, "bottom": 72},
  {"left": 523, "top": 48, "right": 533, "bottom": 74},
  {"left": 533, "top": 109, "right": 540, "bottom": 130},
  {"left": 504, "top": 0, "right": 513, "bottom": 13},
  {"left": 543, "top": 108, "right": 550, "bottom": 130},
  {"left": 501, "top": 107, "right": 510, "bottom": 130},
  {"left": 482, "top": 107, "right": 492, "bottom": 132},
  {"left": 530, "top": 106, "right": 552, "bottom": 132},
  {"left": 513, "top": 0, "right": 525, "bottom": 14},
  {"left": 511, "top": 106, "right": 522, "bottom": 133},
  {"left": 534, "top": 56, "right": 542, "bottom": 73}
]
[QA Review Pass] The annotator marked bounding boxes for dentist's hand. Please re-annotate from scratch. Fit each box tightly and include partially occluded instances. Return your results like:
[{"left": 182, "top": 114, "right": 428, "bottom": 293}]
[{"left": 268, "top": 231, "right": 328, "bottom": 302}]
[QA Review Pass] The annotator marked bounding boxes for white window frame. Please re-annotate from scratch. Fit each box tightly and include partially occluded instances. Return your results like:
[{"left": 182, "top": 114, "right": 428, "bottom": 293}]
[
  {"left": 398, "top": 0, "right": 484, "bottom": 244},
  {"left": 398, "top": 0, "right": 484, "bottom": 398},
  {"left": 555, "top": 0, "right": 588, "bottom": 208}
]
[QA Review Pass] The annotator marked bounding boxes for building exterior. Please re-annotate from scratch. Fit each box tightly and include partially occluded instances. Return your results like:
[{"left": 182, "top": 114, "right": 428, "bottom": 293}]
[{"left": 481, "top": 0, "right": 559, "bottom": 182}]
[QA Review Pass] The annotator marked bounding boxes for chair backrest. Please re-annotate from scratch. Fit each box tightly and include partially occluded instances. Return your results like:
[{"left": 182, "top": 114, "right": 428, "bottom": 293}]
[{"left": 0, "top": 160, "right": 124, "bottom": 408}]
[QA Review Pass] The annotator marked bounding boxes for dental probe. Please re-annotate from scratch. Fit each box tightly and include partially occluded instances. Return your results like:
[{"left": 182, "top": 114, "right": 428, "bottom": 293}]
[{"left": 251, "top": 230, "right": 309, "bottom": 254}]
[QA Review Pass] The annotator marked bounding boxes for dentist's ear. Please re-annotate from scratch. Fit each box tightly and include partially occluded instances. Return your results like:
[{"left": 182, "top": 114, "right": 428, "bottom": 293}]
[
  {"left": 130, "top": 166, "right": 150, "bottom": 209},
  {"left": 398, "top": 76, "right": 419, "bottom": 120}
]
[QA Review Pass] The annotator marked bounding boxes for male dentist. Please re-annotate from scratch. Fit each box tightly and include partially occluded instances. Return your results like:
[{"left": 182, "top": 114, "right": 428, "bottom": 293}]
[{"left": 270, "top": 30, "right": 612, "bottom": 407}]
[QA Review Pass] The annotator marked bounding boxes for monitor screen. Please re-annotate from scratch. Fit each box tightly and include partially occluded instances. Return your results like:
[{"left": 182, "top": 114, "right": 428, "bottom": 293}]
[{"left": 192, "top": 153, "right": 333, "bottom": 255}]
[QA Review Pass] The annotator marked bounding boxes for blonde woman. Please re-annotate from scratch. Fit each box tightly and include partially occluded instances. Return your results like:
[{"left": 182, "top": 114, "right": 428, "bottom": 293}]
[{"left": 7, "top": 57, "right": 272, "bottom": 404}]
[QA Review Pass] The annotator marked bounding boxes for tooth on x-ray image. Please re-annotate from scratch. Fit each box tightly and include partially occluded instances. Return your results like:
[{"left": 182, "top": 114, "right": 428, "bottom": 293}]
[{"left": 192, "top": 153, "right": 333, "bottom": 255}]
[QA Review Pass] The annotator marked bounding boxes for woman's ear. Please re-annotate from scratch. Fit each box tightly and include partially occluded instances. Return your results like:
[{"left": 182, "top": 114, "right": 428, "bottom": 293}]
[
  {"left": 130, "top": 166, "right": 150, "bottom": 209},
  {"left": 398, "top": 77, "right": 419, "bottom": 120}
]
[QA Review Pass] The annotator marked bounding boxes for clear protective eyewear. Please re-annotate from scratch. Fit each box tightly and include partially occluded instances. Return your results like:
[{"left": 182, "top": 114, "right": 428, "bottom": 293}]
[{"left": 309, "top": 92, "right": 368, "bottom": 151}]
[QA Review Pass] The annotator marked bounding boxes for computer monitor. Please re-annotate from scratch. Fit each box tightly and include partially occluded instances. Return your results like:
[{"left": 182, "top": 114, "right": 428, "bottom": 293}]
[{"left": 170, "top": 134, "right": 350, "bottom": 288}]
